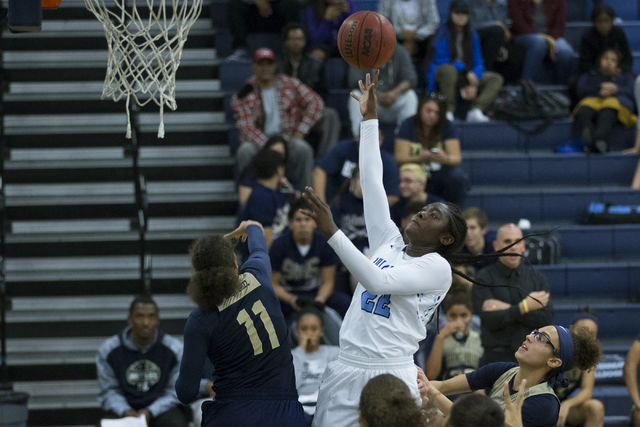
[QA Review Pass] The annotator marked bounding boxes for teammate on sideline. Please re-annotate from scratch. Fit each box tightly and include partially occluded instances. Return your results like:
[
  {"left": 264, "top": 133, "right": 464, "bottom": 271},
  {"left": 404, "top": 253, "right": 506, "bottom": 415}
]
[
  {"left": 175, "top": 220, "right": 304, "bottom": 427},
  {"left": 300, "top": 70, "right": 468, "bottom": 427}
]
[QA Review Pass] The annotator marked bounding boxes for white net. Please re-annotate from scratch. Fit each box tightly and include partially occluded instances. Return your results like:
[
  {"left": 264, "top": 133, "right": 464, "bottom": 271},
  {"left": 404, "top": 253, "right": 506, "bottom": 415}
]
[{"left": 84, "top": 0, "right": 203, "bottom": 138}]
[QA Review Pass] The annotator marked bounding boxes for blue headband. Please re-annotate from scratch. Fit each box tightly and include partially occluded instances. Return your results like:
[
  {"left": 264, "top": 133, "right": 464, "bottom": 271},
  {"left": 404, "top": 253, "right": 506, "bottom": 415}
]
[
  {"left": 550, "top": 325, "right": 575, "bottom": 387},
  {"left": 571, "top": 313, "right": 598, "bottom": 326}
]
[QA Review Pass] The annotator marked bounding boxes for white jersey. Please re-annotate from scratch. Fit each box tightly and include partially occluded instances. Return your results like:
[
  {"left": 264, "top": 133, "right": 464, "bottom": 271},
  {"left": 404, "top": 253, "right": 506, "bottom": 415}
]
[{"left": 327, "top": 119, "right": 452, "bottom": 359}]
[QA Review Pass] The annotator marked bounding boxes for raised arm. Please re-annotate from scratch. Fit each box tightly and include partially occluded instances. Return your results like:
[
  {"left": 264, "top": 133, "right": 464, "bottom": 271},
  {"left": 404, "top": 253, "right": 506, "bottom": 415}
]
[{"left": 354, "top": 71, "right": 403, "bottom": 252}]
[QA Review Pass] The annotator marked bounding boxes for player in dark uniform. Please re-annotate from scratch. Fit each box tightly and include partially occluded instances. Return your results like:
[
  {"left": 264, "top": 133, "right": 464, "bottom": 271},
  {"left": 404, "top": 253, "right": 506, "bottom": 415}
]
[{"left": 175, "top": 220, "right": 304, "bottom": 427}]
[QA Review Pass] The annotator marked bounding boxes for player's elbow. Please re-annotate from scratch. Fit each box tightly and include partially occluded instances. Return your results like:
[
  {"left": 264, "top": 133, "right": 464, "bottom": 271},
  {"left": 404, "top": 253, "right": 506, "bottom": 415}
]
[{"left": 175, "top": 380, "right": 198, "bottom": 405}]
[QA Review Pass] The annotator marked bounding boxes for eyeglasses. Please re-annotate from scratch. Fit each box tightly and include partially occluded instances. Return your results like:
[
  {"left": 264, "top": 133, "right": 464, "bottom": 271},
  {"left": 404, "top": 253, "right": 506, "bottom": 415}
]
[
  {"left": 425, "top": 92, "right": 446, "bottom": 101},
  {"left": 530, "top": 329, "right": 559, "bottom": 357}
]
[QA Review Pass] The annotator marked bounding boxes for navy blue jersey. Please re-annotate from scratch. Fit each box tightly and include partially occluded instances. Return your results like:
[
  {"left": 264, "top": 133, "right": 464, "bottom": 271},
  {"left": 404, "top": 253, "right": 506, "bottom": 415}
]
[
  {"left": 466, "top": 362, "right": 560, "bottom": 427},
  {"left": 176, "top": 225, "right": 297, "bottom": 404},
  {"left": 332, "top": 191, "right": 368, "bottom": 253},
  {"left": 318, "top": 139, "right": 400, "bottom": 203},
  {"left": 269, "top": 229, "right": 338, "bottom": 293}
]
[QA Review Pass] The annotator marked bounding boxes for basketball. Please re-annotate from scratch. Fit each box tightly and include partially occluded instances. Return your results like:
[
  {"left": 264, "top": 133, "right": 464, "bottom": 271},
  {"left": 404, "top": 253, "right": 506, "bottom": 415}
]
[{"left": 337, "top": 11, "right": 396, "bottom": 70}]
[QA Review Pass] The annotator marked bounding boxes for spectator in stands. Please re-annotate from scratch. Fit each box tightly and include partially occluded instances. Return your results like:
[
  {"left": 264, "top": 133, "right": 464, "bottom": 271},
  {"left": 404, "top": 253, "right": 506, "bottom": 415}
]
[
  {"left": 390, "top": 163, "right": 443, "bottom": 227},
  {"left": 331, "top": 166, "right": 367, "bottom": 255},
  {"left": 468, "top": 0, "right": 526, "bottom": 84},
  {"left": 508, "top": 0, "right": 575, "bottom": 84},
  {"left": 358, "top": 374, "right": 428, "bottom": 427},
  {"left": 624, "top": 76, "right": 640, "bottom": 189},
  {"left": 394, "top": 94, "right": 467, "bottom": 205},
  {"left": 97, "top": 295, "right": 189, "bottom": 427},
  {"left": 578, "top": 4, "right": 633, "bottom": 75},
  {"left": 312, "top": 130, "right": 400, "bottom": 205},
  {"left": 237, "top": 136, "right": 295, "bottom": 206},
  {"left": 278, "top": 23, "right": 341, "bottom": 158},
  {"left": 241, "top": 150, "right": 291, "bottom": 249},
  {"left": 226, "top": 0, "right": 299, "bottom": 61},
  {"left": 624, "top": 331, "right": 640, "bottom": 427},
  {"left": 270, "top": 198, "right": 350, "bottom": 320},
  {"left": 426, "top": 0, "right": 504, "bottom": 123},
  {"left": 303, "top": 0, "right": 353, "bottom": 60},
  {"left": 377, "top": 0, "right": 440, "bottom": 58},
  {"left": 292, "top": 308, "right": 340, "bottom": 426},
  {"left": 347, "top": 44, "right": 418, "bottom": 137},
  {"left": 472, "top": 223, "right": 553, "bottom": 365},
  {"left": 425, "top": 287, "right": 483, "bottom": 381},
  {"left": 331, "top": 166, "right": 367, "bottom": 294},
  {"left": 232, "top": 48, "right": 322, "bottom": 191},
  {"left": 460, "top": 207, "right": 495, "bottom": 274},
  {"left": 426, "top": 325, "right": 602, "bottom": 427},
  {"left": 553, "top": 312, "right": 604, "bottom": 427},
  {"left": 572, "top": 48, "right": 637, "bottom": 153}
]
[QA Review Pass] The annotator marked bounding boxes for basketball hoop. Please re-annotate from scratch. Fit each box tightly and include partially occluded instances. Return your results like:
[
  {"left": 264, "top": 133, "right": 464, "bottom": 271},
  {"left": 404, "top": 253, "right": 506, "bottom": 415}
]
[{"left": 84, "top": 0, "right": 203, "bottom": 138}]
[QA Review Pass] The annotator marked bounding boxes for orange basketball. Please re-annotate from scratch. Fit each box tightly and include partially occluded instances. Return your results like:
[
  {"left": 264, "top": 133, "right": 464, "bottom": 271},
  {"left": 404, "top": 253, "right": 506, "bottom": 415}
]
[{"left": 337, "top": 11, "right": 396, "bottom": 70}]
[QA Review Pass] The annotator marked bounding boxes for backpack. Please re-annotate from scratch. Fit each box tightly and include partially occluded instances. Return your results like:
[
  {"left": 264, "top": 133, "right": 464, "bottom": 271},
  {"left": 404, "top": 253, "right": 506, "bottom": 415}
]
[
  {"left": 490, "top": 80, "right": 571, "bottom": 135},
  {"left": 523, "top": 234, "right": 562, "bottom": 265},
  {"left": 583, "top": 202, "right": 640, "bottom": 225}
]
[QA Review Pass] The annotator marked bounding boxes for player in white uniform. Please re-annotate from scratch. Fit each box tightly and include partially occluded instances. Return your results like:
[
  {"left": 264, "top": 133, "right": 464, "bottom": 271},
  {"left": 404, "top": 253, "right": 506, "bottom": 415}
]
[{"left": 301, "top": 71, "right": 469, "bottom": 427}]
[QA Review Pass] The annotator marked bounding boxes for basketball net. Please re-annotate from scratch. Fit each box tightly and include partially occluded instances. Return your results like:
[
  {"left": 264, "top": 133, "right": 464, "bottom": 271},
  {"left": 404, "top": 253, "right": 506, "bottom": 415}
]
[{"left": 84, "top": 0, "right": 203, "bottom": 138}]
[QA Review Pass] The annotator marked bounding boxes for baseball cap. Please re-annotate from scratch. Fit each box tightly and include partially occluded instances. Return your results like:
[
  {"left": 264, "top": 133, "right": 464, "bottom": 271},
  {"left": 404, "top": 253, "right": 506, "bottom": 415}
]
[
  {"left": 449, "top": 0, "right": 469, "bottom": 14},
  {"left": 254, "top": 47, "right": 275, "bottom": 62}
]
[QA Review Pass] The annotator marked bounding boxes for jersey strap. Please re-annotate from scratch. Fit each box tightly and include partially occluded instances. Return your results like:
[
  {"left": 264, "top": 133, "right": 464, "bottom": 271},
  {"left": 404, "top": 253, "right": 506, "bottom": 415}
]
[{"left": 217, "top": 273, "right": 261, "bottom": 311}]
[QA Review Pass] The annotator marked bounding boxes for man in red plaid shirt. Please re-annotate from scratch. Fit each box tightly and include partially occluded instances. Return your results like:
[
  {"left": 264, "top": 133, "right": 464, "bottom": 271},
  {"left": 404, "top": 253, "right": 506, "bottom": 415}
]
[{"left": 232, "top": 47, "right": 324, "bottom": 191}]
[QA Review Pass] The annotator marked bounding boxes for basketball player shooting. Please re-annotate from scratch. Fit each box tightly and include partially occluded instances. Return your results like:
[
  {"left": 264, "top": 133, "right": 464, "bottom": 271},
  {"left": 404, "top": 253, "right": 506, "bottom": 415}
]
[{"left": 300, "top": 70, "right": 469, "bottom": 427}]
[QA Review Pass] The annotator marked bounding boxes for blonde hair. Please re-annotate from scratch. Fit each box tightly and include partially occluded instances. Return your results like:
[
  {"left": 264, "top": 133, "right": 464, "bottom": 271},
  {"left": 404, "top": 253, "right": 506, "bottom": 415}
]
[{"left": 400, "top": 163, "right": 427, "bottom": 183}]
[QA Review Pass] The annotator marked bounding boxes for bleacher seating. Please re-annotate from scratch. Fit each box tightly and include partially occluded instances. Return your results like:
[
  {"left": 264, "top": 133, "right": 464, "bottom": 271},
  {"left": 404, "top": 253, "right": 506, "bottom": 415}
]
[{"left": 2, "top": 0, "right": 640, "bottom": 425}]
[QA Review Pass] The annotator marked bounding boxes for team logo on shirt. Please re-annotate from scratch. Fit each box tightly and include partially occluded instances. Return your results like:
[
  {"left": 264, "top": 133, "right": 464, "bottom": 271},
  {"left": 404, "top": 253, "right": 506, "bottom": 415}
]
[{"left": 126, "top": 360, "right": 161, "bottom": 392}]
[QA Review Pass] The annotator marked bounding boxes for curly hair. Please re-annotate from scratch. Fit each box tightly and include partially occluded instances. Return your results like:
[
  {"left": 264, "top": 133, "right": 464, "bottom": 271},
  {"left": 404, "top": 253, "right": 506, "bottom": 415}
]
[
  {"left": 447, "top": 394, "right": 504, "bottom": 427},
  {"left": 569, "top": 329, "right": 603, "bottom": 372},
  {"left": 359, "top": 374, "right": 427, "bottom": 427},
  {"left": 187, "top": 235, "right": 240, "bottom": 311}
]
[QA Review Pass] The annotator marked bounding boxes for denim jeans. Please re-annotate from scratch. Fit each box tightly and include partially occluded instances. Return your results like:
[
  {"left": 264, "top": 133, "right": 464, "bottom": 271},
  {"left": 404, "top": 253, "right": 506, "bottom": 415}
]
[{"left": 515, "top": 34, "right": 575, "bottom": 83}]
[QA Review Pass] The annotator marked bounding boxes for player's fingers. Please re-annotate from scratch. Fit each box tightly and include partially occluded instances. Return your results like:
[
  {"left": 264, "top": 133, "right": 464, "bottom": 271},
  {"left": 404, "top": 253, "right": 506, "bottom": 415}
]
[
  {"left": 350, "top": 92, "right": 361, "bottom": 101},
  {"left": 298, "top": 208, "right": 316, "bottom": 219},
  {"left": 516, "top": 379, "right": 526, "bottom": 405},
  {"left": 358, "top": 78, "right": 366, "bottom": 93},
  {"left": 365, "top": 73, "right": 371, "bottom": 88},
  {"left": 503, "top": 382, "right": 511, "bottom": 407},
  {"left": 372, "top": 69, "right": 380, "bottom": 85}
]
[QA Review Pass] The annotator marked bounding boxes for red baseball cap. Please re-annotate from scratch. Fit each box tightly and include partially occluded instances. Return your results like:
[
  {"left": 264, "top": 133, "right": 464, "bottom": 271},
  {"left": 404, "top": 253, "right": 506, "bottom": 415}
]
[{"left": 254, "top": 47, "right": 275, "bottom": 62}]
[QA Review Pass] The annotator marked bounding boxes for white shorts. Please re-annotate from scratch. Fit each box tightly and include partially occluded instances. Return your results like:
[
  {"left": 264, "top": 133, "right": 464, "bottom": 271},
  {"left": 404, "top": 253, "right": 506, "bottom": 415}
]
[{"left": 311, "top": 352, "right": 420, "bottom": 427}]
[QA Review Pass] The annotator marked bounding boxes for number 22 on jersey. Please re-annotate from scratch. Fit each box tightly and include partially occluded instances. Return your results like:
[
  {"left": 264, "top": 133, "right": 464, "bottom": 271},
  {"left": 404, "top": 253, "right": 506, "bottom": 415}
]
[
  {"left": 236, "top": 300, "right": 280, "bottom": 355},
  {"left": 361, "top": 291, "right": 391, "bottom": 318}
]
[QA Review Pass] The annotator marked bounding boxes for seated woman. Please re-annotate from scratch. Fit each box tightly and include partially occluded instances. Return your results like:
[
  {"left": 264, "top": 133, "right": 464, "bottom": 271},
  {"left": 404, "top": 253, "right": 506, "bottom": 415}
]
[
  {"left": 423, "top": 325, "right": 602, "bottom": 427},
  {"left": 394, "top": 94, "right": 466, "bottom": 205},
  {"left": 509, "top": 0, "right": 575, "bottom": 84},
  {"left": 572, "top": 48, "right": 636, "bottom": 153},
  {"left": 425, "top": 0, "right": 503, "bottom": 123},
  {"left": 578, "top": 4, "right": 633, "bottom": 75},
  {"left": 377, "top": 0, "right": 440, "bottom": 59},
  {"left": 292, "top": 308, "right": 340, "bottom": 427},
  {"left": 303, "top": 0, "right": 353, "bottom": 60}
]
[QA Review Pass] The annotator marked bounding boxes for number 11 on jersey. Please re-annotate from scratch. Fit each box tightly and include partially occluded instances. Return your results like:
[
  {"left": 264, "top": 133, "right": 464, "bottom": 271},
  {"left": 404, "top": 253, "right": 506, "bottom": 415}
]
[{"left": 236, "top": 300, "right": 281, "bottom": 355}]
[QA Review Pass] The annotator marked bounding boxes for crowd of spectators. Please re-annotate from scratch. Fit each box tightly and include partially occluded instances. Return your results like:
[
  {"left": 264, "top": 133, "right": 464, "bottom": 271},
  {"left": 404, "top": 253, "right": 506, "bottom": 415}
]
[{"left": 88, "top": 1, "right": 640, "bottom": 426}]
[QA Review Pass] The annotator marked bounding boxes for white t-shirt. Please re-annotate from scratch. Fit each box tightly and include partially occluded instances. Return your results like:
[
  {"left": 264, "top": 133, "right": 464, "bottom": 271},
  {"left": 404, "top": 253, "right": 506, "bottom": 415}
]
[
  {"left": 395, "top": 0, "right": 421, "bottom": 31},
  {"left": 261, "top": 86, "right": 281, "bottom": 137},
  {"left": 292, "top": 345, "right": 341, "bottom": 415},
  {"left": 327, "top": 120, "right": 452, "bottom": 359}
]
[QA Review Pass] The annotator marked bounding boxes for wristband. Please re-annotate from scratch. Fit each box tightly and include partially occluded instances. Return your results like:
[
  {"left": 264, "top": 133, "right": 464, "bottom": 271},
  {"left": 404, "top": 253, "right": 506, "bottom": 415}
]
[{"left": 522, "top": 298, "right": 529, "bottom": 313}]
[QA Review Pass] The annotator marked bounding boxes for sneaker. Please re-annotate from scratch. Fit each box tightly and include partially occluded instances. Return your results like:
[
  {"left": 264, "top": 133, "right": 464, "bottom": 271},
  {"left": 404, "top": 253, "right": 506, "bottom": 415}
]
[
  {"left": 446, "top": 111, "right": 455, "bottom": 122},
  {"left": 227, "top": 48, "right": 248, "bottom": 62},
  {"left": 466, "top": 108, "right": 490, "bottom": 123}
]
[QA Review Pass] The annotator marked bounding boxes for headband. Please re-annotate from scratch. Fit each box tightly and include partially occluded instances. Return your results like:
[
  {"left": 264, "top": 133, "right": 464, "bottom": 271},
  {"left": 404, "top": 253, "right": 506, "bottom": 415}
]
[{"left": 551, "top": 325, "right": 575, "bottom": 387}]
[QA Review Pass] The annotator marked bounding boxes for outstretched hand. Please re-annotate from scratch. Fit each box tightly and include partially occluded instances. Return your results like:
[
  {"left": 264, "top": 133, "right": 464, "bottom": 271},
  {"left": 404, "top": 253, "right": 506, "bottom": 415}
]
[
  {"left": 223, "top": 220, "right": 264, "bottom": 242},
  {"left": 301, "top": 187, "right": 340, "bottom": 238},
  {"left": 351, "top": 70, "right": 379, "bottom": 121}
]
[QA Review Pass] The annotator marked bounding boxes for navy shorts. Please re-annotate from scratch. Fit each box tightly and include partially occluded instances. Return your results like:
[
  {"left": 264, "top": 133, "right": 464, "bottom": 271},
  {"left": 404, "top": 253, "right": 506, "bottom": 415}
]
[{"left": 201, "top": 396, "right": 305, "bottom": 427}]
